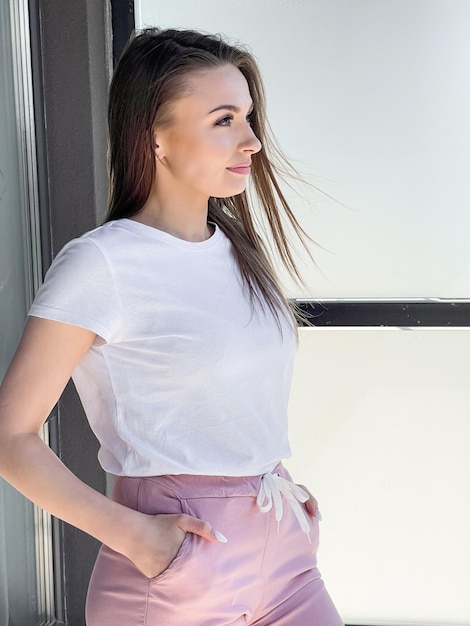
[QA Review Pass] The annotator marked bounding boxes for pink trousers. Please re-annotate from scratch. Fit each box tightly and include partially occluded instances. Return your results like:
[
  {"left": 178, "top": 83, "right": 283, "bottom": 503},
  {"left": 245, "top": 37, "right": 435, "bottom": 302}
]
[{"left": 86, "top": 464, "right": 343, "bottom": 625}]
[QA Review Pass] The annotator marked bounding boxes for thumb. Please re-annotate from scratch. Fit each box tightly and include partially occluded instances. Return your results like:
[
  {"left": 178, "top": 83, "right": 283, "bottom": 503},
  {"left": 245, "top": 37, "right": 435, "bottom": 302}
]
[{"left": 176, "top": 513, "right": 228, "bottom": 543}]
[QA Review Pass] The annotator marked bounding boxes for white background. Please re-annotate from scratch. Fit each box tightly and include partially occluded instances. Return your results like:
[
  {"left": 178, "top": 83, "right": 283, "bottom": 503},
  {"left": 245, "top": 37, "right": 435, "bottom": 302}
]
[{"left": 136, "top": 2, "right": 470, "bottom": 624}]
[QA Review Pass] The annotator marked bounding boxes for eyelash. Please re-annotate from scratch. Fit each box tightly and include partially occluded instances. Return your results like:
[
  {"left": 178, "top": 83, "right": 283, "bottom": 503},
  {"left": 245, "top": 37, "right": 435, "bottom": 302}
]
[{"left": 215, "top": 112, "right": 255, "bottom": 127}]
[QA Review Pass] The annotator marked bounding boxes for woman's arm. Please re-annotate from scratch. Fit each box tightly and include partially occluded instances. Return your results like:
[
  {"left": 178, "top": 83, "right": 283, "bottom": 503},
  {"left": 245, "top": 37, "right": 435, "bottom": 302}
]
[{"left": 0, "top": 316, "right": 219, "bottom": 577}]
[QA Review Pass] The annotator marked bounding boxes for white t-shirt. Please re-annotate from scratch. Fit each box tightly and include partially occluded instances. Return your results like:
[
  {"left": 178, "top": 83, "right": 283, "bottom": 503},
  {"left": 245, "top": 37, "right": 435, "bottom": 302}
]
[{"left": 29, "top": 219, "right": 296, "bottom": 477}]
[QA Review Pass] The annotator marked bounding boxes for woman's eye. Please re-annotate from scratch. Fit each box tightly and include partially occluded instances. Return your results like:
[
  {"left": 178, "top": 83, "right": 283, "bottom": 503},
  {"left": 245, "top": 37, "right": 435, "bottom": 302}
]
[{"left": 215, "top": 115, "right": 233, "bottom": 127}]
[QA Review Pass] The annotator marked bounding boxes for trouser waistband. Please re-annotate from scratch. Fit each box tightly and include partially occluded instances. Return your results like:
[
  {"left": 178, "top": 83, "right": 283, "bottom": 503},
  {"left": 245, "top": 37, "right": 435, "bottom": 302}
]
[
  {"left": 118, "top": 462, "right": 312, "bottom": 540},
  {"left": 121, "top": 462, "right": 285, "bottom": 499}
]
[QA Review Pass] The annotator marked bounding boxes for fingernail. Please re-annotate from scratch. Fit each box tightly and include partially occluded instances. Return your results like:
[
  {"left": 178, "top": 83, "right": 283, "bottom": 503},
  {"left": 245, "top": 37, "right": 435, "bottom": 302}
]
[
  {"left": 214, "top": 530, "right": 228, "bottom": 543},
  {"left": 315, "top": 509, "right": 322, "bottom": 521}
]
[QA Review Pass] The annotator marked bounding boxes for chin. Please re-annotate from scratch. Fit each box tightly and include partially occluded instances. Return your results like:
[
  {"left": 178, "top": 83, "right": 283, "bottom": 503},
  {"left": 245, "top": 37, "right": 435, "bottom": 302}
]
[{"left": 216, "top": 183, "right": 248, "bottom": 199}]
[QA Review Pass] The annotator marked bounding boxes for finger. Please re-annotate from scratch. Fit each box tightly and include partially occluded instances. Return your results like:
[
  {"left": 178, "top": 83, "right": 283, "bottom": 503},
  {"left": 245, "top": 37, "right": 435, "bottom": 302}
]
[
  {"left": 176, "top": 513, "right": 228, "bottom": 543},
  {"left": 297, "top": 484, "right": 320, "bottom": 517}
]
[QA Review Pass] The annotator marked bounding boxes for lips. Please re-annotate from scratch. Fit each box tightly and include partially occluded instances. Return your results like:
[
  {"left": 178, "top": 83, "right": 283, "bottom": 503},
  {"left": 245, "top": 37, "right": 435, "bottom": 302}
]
[{"left": 227, "top": 163, "right": 251, "bottom": 175}]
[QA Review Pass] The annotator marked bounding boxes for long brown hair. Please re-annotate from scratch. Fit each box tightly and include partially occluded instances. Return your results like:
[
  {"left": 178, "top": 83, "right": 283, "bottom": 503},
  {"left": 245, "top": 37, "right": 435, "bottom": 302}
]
[{"left": 106, "top": 28, "right": 311, "bottom": 327}]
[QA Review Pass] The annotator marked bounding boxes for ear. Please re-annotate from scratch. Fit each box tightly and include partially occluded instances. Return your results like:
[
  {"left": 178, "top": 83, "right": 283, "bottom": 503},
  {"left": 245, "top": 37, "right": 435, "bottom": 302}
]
[{"left": 153, "top": 129, "right": 165, "bottom": 162}]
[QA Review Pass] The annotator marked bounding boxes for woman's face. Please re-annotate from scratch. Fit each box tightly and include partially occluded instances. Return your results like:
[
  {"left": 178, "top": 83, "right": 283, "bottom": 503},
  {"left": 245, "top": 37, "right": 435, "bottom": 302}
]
[{"left": 154, "top": 64, "right": 262, "bottom": 203}]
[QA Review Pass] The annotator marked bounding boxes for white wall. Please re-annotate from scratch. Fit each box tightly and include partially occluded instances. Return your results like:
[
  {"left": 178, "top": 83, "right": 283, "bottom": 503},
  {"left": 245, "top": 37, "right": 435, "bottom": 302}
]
[{"left": 136, "top": 2, "right": 470, "bottom": 624}]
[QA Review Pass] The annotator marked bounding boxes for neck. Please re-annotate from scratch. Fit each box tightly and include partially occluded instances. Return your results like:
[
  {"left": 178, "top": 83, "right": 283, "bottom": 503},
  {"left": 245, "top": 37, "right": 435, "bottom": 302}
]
[{"left": 132, "top": 187, "right": 212, "bottom": 242}]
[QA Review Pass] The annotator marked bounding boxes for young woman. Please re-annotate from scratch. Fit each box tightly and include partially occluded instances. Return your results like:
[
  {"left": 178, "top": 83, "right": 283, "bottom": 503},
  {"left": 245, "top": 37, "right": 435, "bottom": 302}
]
[{"left": 0, "top": 29, "right": 343, "bottom": 625}]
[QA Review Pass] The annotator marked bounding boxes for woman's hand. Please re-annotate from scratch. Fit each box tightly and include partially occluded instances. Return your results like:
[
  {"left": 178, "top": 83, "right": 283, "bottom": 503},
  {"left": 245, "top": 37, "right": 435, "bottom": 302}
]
[
  {"left": 296, "top": 484, "right": 321, "bottom": 519},
  {"left": 122, "top": 511, "right": 224, "bottom": 578}
]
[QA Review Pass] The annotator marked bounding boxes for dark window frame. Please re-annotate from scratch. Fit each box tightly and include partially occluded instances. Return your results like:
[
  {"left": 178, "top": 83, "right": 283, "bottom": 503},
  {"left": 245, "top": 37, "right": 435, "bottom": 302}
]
[
  {"left": 111, "top": 0, "right": 135, "bottom": 65},
  {"left": 295, "top": 299, "right": 470, "bottom": 327},
  {"left": 28, "top": 0, "right": 129, "bottom": 623}
]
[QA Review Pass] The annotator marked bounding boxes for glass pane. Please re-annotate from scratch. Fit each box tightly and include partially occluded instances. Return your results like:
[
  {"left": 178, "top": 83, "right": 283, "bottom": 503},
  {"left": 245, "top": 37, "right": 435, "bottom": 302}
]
[
  {"left": 136, "top": 0, "right": 470, "bottom": 299},
  {"left": 0, "top": 1, "right": 43, "bottom": 624},
  {"left": 286, "top": 327, "right": 470, "bottom": 625},
  {"left": 0, "top": 489, "right": 7, "bottom": 624}
]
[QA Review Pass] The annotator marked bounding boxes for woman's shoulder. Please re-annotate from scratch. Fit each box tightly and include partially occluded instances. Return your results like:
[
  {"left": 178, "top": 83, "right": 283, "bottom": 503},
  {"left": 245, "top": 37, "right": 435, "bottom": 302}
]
[
  {"left": 56, "top": 219, "right": 140, "bottom": 264},
  {"left": 42, "top": 221, "right": 133, "bottom": 285},
  {"left": 78, "top": 219, "right": 133, "bottom": 248},
  {"left": 29, "top": 222, "right": 125, "bottom": 342}
]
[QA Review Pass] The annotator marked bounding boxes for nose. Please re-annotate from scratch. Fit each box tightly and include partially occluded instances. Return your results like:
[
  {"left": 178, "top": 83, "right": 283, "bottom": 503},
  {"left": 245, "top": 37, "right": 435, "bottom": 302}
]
[{"left": 241, "top": 126, "right": 262, "bottom": 155}]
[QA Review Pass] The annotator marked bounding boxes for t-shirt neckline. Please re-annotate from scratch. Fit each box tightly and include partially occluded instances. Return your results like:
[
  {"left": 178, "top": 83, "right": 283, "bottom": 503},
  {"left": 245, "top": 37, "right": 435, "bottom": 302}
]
[{"left": 116, "top": 218, "right": 222, "bottom": 250}]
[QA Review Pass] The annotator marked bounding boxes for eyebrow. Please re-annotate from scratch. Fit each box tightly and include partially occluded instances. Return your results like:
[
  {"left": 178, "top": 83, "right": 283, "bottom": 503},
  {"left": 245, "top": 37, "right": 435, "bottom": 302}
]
[{"left": 208, "top": 103, "right": 254, "bottom": 115}]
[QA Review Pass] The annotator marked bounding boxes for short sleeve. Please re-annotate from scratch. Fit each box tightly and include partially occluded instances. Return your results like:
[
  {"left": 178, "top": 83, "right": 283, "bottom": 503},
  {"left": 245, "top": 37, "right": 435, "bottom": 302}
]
[{"left": 29, "top": 236, "right": 122, "bottom": 342}]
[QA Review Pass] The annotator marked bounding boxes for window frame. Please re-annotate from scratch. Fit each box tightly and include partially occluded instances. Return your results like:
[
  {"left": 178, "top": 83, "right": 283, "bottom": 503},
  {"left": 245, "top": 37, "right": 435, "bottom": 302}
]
[
  {"left": 295, "top": 299, "right": 470, "bottom": 328},
  {"left": 26, "top": 0, "right": 114, "bottom": 622}
]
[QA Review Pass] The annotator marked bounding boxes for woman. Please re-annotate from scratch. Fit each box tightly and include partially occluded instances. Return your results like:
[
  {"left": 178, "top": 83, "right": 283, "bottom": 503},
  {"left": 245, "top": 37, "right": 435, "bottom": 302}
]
[{"left": 0, "top": 28, "right": 343, "bottom": 625}]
